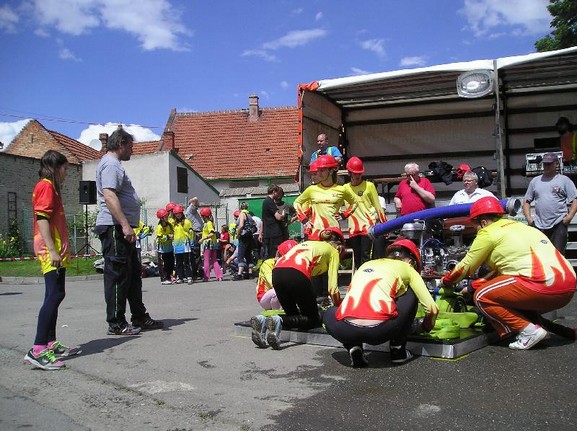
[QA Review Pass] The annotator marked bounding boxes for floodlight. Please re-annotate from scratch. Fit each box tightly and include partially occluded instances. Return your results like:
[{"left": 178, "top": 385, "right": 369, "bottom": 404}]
[{"left": 456, "top": 70, "right": 494, "bottom": 98}]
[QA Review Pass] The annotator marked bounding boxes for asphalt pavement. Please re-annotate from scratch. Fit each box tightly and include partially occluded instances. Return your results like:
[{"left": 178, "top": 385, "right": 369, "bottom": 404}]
[{"left": 1, "top": 273, "right": 577, "bottom": 431}]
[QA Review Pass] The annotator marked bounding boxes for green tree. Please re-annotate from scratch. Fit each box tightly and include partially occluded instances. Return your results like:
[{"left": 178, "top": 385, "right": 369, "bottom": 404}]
[{"left": 535, "top": 0, "right": 577, "bottom": 52}]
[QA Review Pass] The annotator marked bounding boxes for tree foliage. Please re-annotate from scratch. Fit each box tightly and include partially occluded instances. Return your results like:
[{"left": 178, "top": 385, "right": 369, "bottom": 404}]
[{"left": 535, "top": 0, "right": 577, "bottom": 52}]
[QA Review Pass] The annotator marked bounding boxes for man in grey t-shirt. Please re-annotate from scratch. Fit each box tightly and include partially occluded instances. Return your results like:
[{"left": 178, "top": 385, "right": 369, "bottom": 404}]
[
  {"left": 523, "top": 152, "right": 577, "bottom": 254},
  {"left": 95, "top": 127, "right": 163, "bottom": 335}
]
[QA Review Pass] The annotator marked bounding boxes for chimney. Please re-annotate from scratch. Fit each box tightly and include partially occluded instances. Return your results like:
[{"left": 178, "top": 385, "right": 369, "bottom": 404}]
[
  {"left": 249, "top": 94, "right": 260, "bottom": 121},
  {"left": 99, "top": 133, "right": 109, "bottom": 153},
  {"left": 162, "top": 130, "right": 175, "bottom": 151}
]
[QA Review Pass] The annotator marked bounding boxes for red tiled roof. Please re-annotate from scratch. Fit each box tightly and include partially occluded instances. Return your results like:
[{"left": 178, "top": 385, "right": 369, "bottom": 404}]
[
  {"left": 49, "top": 130, "right": 102, "bottom": 162},
  {"left": 132, "top": 140, "right": 162, "bottom": 156},
  {"left": 5, "top": 119, "right": 101, "bottom": 164},
  {"left": 162, "top": 106, "right": 300, "bottom": 180}
]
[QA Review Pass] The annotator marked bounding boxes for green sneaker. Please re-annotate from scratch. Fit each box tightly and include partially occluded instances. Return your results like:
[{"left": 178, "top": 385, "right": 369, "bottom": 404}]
[
  {"left": 24, "top": 349, "right": 65, "bottom": 371},
  {"left": 49, "top": 341, "right": 82, "bottom": 358}
]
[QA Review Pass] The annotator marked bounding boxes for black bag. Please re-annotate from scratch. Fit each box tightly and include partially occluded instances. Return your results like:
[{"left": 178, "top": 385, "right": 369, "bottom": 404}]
[
  {"left": 472, "top": 166, "right": 493, "bottom": 188},
  {"left": 239, "top": 214, "right": 257, "bottom": 239},
  {"left": 428, "top": 161, "right": 454, "bottom": 185}
]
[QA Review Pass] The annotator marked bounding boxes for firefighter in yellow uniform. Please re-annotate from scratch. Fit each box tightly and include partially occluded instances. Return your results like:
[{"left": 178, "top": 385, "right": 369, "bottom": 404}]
[{"left": 442, "top": 196, "right": 576, "bottom": 350}]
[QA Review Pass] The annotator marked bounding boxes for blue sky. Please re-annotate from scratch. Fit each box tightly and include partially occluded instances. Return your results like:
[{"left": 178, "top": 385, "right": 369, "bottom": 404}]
[{"left": 0, "top": 0, "right": 553, "bottom": 150}]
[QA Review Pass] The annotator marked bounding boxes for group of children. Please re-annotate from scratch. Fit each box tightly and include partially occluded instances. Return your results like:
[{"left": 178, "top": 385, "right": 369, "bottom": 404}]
[{"left": 155, "top": 202, "right": 225, "bottom": 284}]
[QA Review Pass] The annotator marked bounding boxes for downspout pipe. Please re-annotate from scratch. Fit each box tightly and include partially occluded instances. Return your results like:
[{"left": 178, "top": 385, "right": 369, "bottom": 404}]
[{"left": 368, "top": 198, "right": 521, "bottom": 239}]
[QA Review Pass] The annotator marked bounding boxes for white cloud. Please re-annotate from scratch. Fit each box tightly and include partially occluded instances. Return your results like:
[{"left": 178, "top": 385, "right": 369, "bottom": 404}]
[
  {"left": 241, "top": 49, "right": 277, "bottom": 62},
  {"left": 243, "top": 28, "right": 327, "bottom": 62},
  {"left": 23, "top": 0, "right": 190, "bottom": 51},
  {"left": 280, "top": 81, "right": 289, "bottom": 89},
  {"left": 33, "top": 0, "right": 100, "bottom": 36},
  {"left": 0, "top": 4, "right": 19, "bottom": 33},
  {"left": 315, "top": 12, "right": 323, "bottom": 21},
  {"left": 360, "top": 38, "right": 386, "bottom": 58},
  {"left": 399, "top": 56, "right": 427, "bottom": 67},
  {"left": 262, "top": 29, "right": 327, "bottom": 50},
  {"left": 461, "top": 0, "right": 551, "bottom": 37},
  {"left": 0, "top": 119, "right": 31, "bottom": 150},
  {"left": 59, "top": 47, "right": 82, "bottom": 61},
  {"left": 78, "top": 123, "right": 161, "bottom": 150},
  {"left": 350, "top": 67, "right": 372, "bottom": 76}
]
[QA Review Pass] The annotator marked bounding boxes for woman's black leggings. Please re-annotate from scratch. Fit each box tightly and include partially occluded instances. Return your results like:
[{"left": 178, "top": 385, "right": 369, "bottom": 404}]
[
  {"left": 34, "top": 269, "right": 66, "bottom": 345},
  {"left": 272, "top": 267, "right": 321, "bottom": 330},
  {"left": 322, "top": 289, "right": 418, "bottom": 350}
]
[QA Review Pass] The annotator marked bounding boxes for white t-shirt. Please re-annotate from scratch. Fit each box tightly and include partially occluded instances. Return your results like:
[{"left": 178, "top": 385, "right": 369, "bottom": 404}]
[{"left": 449, "top": 187, "right": 495, "bottom": 205}]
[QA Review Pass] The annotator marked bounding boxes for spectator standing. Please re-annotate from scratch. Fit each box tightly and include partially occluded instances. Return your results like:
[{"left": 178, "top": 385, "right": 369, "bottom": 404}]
[
  {"left": 261, "top": 184, "right": 285, "bottom": 258},
  {"left": 219, "top": 225, "right": 230, "bottom": 271},
  {"left": 95, "top": 128, "right": 162, "bottom": 335},
  {"left": 252, "top": 213, "right": 264, "bottom": 263},
  {"left": 449, "top": 170, "right": 495, "bottom": 205},
  {"left": 343, "top": 157, "right": 387, "bottom": 268},
  {"left": 523, "top": 152, "right": 577, "bottom": 254},
  {"left": 233, "top": 203, "right": 256, "bottom": 280},
  {"left": 155, "top": 208, "right": 174, "bottom": 285},
  {"left": 172, "top": 205, "right": 194, "bottom": 284},
  {"left": 310, "top": 133, "right": 342, "bottom": 166},
  {"left": 394, "top": 162, "right": 435, "bottom": 216},
  {"left": 24, "top": 150, "right": 81, "bottom": 370},
  {"left": 185, "top": 197, "right": 204, "bottom": 279},
  {"left": 275, "top": 187, "right": 297, "bottom": 241},
  {"left": 199, "top": 207, "right": 223, "bottom": 281}
]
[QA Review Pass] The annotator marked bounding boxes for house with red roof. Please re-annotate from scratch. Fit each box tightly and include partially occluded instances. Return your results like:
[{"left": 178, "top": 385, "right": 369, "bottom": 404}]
[
  {"left": 155, "top": 95, "right": 301, "bottom": 221},
  {"left": 0, "top": 119, "right": 102, "bottom": 252}
]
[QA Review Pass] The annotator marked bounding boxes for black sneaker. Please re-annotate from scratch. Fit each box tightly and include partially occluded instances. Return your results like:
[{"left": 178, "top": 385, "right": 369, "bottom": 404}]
[
  {"left": 348, "top": 346, "right": 368, "bottom": 368},
  {"left": 107, "top": 324, "right": 142, "bottom": 336},
  {"left": 390, "top": 345, "right": 414, "bottom": 364},
  {"left": 132, "top": 316, "right": 164, "bottom": 331},
  {"left": 232, "top": 273, "right": 244, "bottom": 281}
]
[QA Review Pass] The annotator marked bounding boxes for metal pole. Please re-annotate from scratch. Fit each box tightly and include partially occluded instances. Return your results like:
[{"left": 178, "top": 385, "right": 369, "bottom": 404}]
[{"left": 493, "top": 60, "right": 506, "bottom": 198}]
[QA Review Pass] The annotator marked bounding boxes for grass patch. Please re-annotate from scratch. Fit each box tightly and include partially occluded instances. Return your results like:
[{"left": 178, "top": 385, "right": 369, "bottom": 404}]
[{"left": 0, "top": 257, "right": 101, "bottom": 277}]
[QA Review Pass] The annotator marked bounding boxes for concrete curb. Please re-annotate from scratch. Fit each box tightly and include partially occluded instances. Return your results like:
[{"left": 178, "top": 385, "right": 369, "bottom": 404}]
[{"left": 0, "top": 274, "right": 103, "bottom": 284}]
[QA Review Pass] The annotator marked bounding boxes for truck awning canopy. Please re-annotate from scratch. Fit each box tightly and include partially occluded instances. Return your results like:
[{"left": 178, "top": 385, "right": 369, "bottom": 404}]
[{"left": 312, "top": 47, "right": 577, "bottom": 109}]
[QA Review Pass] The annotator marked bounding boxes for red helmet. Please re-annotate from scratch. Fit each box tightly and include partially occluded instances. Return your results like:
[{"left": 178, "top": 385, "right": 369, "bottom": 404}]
[
  {"left": 233, "top": 210, "right": 241, "bottom": 218},
  {"left": 156, "top": 208, "right": 168, "bottom": 219},
  {"left": 277, "top": 240, "right": 297, "bottom": 256},
  {"left": 165, "top": 202, "right": 176, "bottom": 212},
  {"left": 387, "top": 239, "right": 421, "bottom": 271},
  {"left": 346, "top": 157, "right": 364, "bottom": 174},
  {"left": 309, "top": 159, "right": 319, "bottom": 173},
  {"left": 199, "top": 207, "right": 212, "bottom": 217},
  {"left": 173, "top": 205, "right": 185, "bottom": 215},
  {"left": 316, "top": 154, "right": 339, "bottom": 169},
  {"left": 319, "top": 226, "right": 345, "bottom": 244},
  {"left": 469, "top": 196, "right": 505, "bottom": 220}
]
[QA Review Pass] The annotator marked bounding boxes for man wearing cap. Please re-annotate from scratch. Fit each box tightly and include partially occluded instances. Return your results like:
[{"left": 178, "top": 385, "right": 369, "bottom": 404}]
[
  {"left": 523, "top": 152, "right": 577, "bottom": 254},
  {"left": 556, "top": 117, "right": 576, "bottom": 164}
]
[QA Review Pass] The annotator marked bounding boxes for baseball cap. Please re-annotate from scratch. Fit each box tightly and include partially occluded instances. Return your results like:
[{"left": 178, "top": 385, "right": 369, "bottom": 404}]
[{"left": 542, "top": 152, "right": 559, "bottom": 164}]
